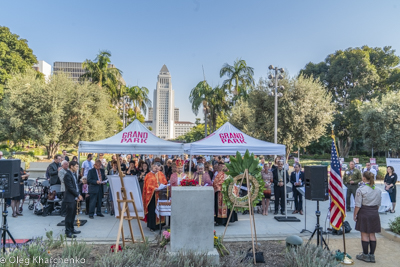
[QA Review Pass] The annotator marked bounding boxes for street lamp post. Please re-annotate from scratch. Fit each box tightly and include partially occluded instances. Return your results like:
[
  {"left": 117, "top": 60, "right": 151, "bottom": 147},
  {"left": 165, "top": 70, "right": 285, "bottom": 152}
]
[{"left": 268, "top": 65, "right": 285, "bottom": 144}]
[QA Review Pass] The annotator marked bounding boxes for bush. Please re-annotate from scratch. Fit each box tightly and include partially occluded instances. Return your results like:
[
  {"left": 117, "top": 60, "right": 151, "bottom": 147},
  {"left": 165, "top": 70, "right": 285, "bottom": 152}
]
[
  {"left": 95, "top": 240, "right": 221, "bottom": 267},
  {"left": 12, "top": 154, "right": 38, "bottom": 169},
  {"left": 5, "top": 237, "right": 52, "bottom": 267},
  {"left": 285, "top": 244, "right": 338, "bottom": 267},
  {"left": 44, "top": 231, "right": 64, "bottom": 249},
  {"left": 61, "top": 239, "right": 91, "bottom": 263},
  {"left": 389, "top": 216, "right": 400, "bottom": 235}
]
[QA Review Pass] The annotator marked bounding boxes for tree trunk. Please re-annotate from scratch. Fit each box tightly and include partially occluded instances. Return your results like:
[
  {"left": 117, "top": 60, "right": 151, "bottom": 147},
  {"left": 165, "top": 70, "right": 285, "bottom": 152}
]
[
  {"left": 337, "top": 137, "right": 352, "bottom": 158},
  {"left": 45, "top": 142, "right": 60, "bottom": 159}
]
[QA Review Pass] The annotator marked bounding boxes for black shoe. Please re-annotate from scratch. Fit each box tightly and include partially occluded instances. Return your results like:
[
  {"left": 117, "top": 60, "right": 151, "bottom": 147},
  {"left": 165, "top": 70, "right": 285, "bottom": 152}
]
[
  {"left": 97, "top": 214, "right": 104, "bottom": 217},
  {"left": 89, "top": 216, "right": 94, "bottom": 219},
  {"left": 66, "top": 234, "right": 77, "bottom": 238},
  {"left": 110, "top": 210, "right": 115, "bottom": 216},
  {"left": 347, "top": 208, "right": 351, "bottom": 212},
  {"left": 72, "top": 230, "right": 81, "bottom": 234},
  {"left": 281, "top": 212, "right": 285, "bottom": 215},
  {"left": 274, "top": 211, "right": 278, "bottom": 215}
]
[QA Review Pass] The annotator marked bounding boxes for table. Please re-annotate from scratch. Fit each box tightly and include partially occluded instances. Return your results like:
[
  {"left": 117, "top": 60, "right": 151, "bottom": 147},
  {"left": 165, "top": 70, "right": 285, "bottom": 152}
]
[
  {"left": 156, "top": 199, "right": 171, "bottom": 234},
  {"left": 343, "top": 185, "right": 391, "bottom": 213}
]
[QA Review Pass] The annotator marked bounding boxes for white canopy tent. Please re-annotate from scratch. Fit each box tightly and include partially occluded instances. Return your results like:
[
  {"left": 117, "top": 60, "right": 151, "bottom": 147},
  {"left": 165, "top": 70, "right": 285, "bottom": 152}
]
[
  {"left": 184, "top": 122, "right": 286, "bottom": 156},
  {"left": 78, "top": 119, "right": 184, "bottom": 155}
]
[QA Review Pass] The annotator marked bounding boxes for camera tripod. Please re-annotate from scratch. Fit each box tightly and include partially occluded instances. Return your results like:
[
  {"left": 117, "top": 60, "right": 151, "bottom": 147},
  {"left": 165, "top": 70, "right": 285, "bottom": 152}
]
[
  {"left": 307, "top": 200, "right": 329, "bottom": 250},
  {"left": 0, "top": 197, "right": 16, "bottom": 253}
]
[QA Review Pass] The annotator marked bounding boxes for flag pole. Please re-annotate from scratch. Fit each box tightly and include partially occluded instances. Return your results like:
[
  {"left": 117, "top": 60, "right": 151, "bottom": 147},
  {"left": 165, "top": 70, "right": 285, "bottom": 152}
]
[{"left": 332, "top": 125, "right": 353, "bottom": 265}]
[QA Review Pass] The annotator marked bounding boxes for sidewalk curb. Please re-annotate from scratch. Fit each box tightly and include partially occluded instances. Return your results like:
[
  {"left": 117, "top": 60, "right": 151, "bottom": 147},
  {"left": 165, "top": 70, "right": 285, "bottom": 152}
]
[{"left": 381, "top": 228, "right": 400, "bottom": 242}]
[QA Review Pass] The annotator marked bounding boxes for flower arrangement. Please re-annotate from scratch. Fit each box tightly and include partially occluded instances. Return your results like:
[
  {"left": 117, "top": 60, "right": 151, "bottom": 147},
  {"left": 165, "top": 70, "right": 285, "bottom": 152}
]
[
  {"left": 214, "top": 230, "right": 229, "bottom": 256},
  {"left": 180, "top": 179, "right": 199, "bottom": 186},
  {"left": 110, "top": 244, "right": 122, "bottom": 252},
  {"left": 160, "top": 230, "right": 171, "bottom": 247}
]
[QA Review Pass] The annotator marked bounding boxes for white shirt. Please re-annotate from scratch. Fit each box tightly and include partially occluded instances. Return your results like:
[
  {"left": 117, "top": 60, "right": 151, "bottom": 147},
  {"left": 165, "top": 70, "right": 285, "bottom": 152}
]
[
  {"left": 363, "top": 167, "right": 377, "bottom": 179},
  {"left": 82, "top": 160, "right": 95, "bottom": 177}
]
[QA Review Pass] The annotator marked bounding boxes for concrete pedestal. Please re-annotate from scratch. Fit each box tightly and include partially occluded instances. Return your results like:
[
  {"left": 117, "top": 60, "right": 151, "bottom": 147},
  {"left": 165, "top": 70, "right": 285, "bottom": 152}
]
[{"left": 169, "top": 186, "right": 218, "bottom": 264}]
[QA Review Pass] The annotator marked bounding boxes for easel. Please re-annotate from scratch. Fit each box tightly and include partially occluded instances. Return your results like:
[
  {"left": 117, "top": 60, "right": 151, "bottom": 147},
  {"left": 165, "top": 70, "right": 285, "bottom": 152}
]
[
  {"left": 221, "top": 169, "right": 258, "bottom": 264},
  {"left": 114, "top": 154, "right": 145, "bottom": 252}
]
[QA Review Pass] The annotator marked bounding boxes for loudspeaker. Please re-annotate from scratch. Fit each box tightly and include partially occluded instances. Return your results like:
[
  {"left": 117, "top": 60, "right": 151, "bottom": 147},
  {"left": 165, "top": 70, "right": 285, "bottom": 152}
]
[
  {"left": 304, "top": 165, "right": 329, "bottom": 201},
  {"left": 0, "top": 159, "right": 21, "bottom": 198}
]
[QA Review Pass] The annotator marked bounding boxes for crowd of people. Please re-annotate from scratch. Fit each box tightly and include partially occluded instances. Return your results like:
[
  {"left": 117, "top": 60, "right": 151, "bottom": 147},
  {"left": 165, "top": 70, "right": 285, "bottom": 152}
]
[{"left": 0, "top": 148, "right": 398, "bottom": 262}]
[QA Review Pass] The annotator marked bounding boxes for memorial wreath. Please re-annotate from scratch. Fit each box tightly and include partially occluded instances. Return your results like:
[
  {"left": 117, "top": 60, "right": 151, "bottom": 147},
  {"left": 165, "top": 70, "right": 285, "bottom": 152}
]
[{"left": 222, "top": 150, "right": 265, "bottom": 212}]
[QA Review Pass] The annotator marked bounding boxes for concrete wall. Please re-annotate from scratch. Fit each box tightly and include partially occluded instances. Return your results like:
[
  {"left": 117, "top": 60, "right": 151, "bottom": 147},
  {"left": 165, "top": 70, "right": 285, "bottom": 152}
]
[{"left": 170, "top": 187, "right": 214, "bottom": 252}]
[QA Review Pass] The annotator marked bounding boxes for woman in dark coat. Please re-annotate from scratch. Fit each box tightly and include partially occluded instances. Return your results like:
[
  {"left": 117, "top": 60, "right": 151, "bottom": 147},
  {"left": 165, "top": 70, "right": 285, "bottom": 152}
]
[{"left": 384, "top": 166, "right": 397, "bottom": 213}]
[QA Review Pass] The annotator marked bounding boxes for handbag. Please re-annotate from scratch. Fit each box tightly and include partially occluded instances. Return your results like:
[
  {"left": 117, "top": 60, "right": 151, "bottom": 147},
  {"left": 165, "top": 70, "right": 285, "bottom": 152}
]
[
  {"left": 241, "top": 248, "right": 265, "bottom": 263},
  {"left": 47, "top": 190, "right": 56, "bottom": 201},
  {"left": 388, "top": 187, "right": 394, "bottom": 194},
  {"left": 332, "top": 221, "right": 352, "bottom": 235}
]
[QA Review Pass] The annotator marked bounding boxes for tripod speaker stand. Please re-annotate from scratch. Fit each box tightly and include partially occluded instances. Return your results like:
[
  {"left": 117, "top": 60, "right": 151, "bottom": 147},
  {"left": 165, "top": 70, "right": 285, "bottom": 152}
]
[
  {"left": 1, "top": 197, "right": 16, "bottom": 253},
  {"left": 307, "top": 200, "right": 329, "bottom": 250}
]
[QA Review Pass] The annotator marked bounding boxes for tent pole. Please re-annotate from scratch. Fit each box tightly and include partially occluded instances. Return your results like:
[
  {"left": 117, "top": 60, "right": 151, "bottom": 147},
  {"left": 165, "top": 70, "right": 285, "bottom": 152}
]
[
  {"left": 284, "top": 156, "right": 287, "bottom": 218},
  {"left": 189, "top": 152, "right": 192, "bottom": 177},
  {"left": 77, "top": 151, "right": 80, "bottom": 177}
]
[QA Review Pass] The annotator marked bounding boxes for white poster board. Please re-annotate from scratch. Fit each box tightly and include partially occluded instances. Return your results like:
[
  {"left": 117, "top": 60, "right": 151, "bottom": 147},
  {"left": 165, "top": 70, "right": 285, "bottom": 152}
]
[
  {"left": 370, "top": 158, "right": 376, "bottom": 164},
  {"left": 108, "top": 175, "right": 144, "bottom": 218},
  {"left": 386, "top": 158, "right": 400, "bottom": 174}
]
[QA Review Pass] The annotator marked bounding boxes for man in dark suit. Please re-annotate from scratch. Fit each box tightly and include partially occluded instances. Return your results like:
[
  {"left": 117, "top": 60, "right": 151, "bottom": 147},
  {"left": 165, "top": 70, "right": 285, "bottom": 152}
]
[
  {"left": 290, "top": 163, "right": 304, "bottom": 215},
  {"left": 87, "top": 160, "right": 106, "bottom": 219},
  {"left": 272, "top": 160, "right": 289, "bottom": 215},
  {"left": 64, "top": 161, "right": 83, "bottom": 238},
  {"left": 48, "top": 154, "right": 62, "bottom": 185}
]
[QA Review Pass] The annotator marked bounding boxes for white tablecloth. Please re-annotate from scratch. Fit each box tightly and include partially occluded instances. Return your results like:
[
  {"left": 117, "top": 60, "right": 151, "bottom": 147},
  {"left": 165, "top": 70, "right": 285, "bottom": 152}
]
[
  {"left": 343, "top": 185, "right": 391, "bottom": 213},
  {"left": 155, "top": 200, "right": 171, "bottom": 217}
]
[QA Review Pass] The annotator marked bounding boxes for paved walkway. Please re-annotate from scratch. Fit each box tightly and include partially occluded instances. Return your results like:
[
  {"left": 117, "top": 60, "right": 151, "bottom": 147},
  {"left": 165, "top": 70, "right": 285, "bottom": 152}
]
[{"left": 6, "top": 184, "right": 399, "bottom": 243}]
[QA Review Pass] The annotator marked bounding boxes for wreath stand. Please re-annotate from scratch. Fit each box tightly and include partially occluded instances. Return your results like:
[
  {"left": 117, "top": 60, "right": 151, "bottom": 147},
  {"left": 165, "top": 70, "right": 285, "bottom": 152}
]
[
  {"left": 114, "top": 154, "right": 145, "bottom": 251},
  {"left": 221, "top": 169, "right": 258, "bottom": 265}
]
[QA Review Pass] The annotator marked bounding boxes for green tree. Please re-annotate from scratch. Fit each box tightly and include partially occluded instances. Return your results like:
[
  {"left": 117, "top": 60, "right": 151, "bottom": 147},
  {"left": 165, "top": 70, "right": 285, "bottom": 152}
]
[
  {"left": 80, "top": 50, "right": 123, "bottom": 103},
  {"left": 0, "top": 70, "right": 119, "bottom": 158},
  {"left": 189, "top": 81, "right": 229, "bottom": 133},
  {"left": 127, "top": 85, "right": 152, "bottom": 117},
  {"left": 359, "top": 91, "right": 400, "bottom": 155},
  {"left": 220, "top": 58, "right": 254, "bottom": 101},
  {"left": 230, "top": 75, "right": 334, "bottom": 158},
  {"left": 0, "top": 26, "right": 37, "bottom": 99},
  {"left": 301, "top": 46, "right": 400, "bottom": 157}
]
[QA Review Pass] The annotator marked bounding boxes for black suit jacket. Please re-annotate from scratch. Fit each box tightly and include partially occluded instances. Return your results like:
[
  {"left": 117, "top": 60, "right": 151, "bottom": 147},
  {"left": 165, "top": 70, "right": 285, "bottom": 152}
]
[
  {"left": 49, "top": 162, "right": 61, "bottom": 185},
  {"left": 290, "top": 171, "right": 305, "bottom": 187},
  {"left": 272, "top": 168, "right": 290, "bottom": 187},
  {"left": 64, "top": 170, "right": 80, "bottom": 203},
  {"left": 87, "top": 168, "right": 106, "bottom": 194}
]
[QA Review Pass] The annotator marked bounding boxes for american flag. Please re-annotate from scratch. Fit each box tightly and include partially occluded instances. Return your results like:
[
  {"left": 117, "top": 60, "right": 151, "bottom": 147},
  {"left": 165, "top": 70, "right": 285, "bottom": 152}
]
[{"left": 329, "top": 139, "right": 345, "bottom": 230}]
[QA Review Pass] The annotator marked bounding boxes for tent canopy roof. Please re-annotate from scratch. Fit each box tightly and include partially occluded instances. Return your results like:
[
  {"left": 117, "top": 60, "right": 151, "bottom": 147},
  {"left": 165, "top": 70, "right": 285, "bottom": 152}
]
[
  {"left": 78, "top": 119, "right": 184, "bottom": 154},
  {"left": 184, "top": 122, "right": 286, "bottom": 156}
]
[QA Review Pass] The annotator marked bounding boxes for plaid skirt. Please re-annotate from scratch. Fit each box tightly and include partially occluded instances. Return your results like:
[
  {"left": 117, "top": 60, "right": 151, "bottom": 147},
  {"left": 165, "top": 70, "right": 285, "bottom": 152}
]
[{"left": 355, "top": 205, "right": 381, "bottom": 233}]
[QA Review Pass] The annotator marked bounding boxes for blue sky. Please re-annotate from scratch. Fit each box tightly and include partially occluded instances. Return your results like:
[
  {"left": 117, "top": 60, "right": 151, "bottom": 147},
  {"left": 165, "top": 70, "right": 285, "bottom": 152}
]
[{"left": 1, "top": 0, "right": 399, "bottom": 122}]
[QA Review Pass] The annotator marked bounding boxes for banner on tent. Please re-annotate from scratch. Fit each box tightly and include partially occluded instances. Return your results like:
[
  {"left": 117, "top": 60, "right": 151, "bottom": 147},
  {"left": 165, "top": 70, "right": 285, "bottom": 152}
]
[
  {"left": 121, "top": 131, "right": 148, "bottom": 143},
  {"left": 219, "top": 133, "right": 247, "bottom": 144}
]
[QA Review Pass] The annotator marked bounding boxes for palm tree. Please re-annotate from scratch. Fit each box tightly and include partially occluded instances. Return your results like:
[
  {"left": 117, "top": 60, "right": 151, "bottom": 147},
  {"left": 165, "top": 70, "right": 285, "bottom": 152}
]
[
  {"left": 189, "top": 81, "right": 229, "bottom": 134},
  {"left": 127, "top": 85, "right": 152, "bottom": 118},
  {"left": 220, "top": 58, "right": 255, "bottom": 100},
  {"left": 207, "top": 86, "right": 229, "bottom": 131},
  {"left": 190, "top": 81, "right": 213, "bottom": 136},
  {"left": 81, "top": 50, "right": 123, "bottom": 102}
]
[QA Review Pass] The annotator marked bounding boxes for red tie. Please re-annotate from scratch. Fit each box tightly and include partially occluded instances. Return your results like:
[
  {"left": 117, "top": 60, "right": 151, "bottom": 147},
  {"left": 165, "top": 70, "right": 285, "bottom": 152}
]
[{"left": 97, "top": 169, "right": 102, "bottom": 182}]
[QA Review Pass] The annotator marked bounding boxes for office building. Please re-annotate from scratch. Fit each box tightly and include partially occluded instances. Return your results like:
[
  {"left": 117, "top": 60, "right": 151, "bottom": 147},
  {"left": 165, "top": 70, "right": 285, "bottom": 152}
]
[
  {"left": 146, "top": 65, "right": 195, "bottom": 139},
  {"left": 33, "top": 60, "right": 51, "bottom": 81}
]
